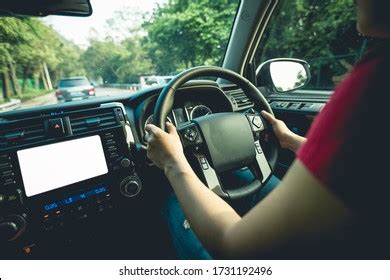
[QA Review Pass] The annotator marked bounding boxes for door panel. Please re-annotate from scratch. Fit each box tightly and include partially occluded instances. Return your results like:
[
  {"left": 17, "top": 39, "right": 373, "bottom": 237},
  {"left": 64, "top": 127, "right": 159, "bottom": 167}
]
[{"left": 266, "top": 92, "right": 329, "bottom": 178}]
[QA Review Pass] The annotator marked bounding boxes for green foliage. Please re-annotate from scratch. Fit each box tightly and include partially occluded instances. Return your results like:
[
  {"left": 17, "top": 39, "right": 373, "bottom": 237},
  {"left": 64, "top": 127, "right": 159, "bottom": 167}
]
[
  {"left": 143, "top": 0, "right": 238, "bottom": 74},
  {"left": 82, "top": 37, "right": 152, "bottom": 84},
  {"left": 1, "top": 0, "right": 361, "bottom": 93},
  {"left": 0, "top": 17, "right": 85, "bottom": 96},
  {"left": 257, "top": 0, "right": 359, "bottom": 89},
  {"left": 1, "top": 0, "right": 238, "bottom": 89},
  {"left": 260, "top": 0, "right": 355, "bottom": 60}
]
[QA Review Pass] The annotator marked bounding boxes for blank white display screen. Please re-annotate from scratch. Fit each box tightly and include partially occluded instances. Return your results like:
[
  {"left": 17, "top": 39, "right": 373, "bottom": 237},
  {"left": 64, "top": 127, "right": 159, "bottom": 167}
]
[{"left": 18, "top": 135, "right": 108, "bottom": 197}]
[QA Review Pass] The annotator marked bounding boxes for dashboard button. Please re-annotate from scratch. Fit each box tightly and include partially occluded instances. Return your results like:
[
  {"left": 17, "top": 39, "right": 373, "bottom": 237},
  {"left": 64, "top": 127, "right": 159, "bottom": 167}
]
[
  {"left": 120, "top": 158, "right": 131, "bottom": 168},
  {"left": 48, "top": 118, "right": 65, "bottom": 137},
  {"left": 120, "top": 176, "right": 142, "bottom": 198}
]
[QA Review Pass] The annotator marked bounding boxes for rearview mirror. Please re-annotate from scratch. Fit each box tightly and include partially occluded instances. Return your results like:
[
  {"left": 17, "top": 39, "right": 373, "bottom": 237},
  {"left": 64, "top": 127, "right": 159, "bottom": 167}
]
[
  {"left": 257, "top": 58, "right": 310, "bottom": 93},
  {"left": 0, "top": 0, "right": 92, "bottom": 17}
]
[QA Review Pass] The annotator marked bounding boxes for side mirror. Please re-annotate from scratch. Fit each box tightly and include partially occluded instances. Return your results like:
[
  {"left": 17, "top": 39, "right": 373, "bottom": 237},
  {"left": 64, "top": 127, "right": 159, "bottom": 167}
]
[{"left": 256, "top": 58, "right": 311, "bottom": 93}]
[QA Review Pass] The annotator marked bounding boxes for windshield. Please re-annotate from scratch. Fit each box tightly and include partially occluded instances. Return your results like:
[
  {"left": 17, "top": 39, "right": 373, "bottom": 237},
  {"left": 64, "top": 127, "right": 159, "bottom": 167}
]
[
  {"left": 0, "top": 0, "right": 238, "bottom": 112},
  {"left": 256, "top": 0, "right": 366, "bottom": 91}
]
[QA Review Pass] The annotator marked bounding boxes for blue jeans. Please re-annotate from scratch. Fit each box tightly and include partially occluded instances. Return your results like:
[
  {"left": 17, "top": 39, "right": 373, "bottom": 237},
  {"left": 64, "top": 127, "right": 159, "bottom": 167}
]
[{"left": 161, "top": 170, "right": 280, "bottom": 260}]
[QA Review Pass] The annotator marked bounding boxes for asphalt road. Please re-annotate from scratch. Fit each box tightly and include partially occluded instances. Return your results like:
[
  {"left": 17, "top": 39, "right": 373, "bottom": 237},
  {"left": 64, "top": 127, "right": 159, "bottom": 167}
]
[{"left": 19, "top": 87, "right": 135, "bottom": 110}]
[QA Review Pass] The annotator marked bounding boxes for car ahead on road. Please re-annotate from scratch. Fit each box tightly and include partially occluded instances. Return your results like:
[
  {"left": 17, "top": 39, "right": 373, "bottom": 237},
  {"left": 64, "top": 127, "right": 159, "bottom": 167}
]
[{"left": 56, "top": 77, "right": 96, "bottom": 102}]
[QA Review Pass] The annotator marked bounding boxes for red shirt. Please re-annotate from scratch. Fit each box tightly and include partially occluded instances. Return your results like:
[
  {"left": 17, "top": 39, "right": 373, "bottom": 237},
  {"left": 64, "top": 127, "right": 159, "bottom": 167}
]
[
  {"left": 297, "top": 60, "right": 373, "bottom": 183},
  {"left": 295, "top": 41, "right": 390, "bottom": 257}
]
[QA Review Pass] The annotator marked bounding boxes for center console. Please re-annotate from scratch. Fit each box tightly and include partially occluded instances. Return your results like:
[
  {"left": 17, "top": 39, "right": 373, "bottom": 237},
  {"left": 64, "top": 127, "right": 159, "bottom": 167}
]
[{"left": 0, "top": 103, "right": 142, "bottom": 257}]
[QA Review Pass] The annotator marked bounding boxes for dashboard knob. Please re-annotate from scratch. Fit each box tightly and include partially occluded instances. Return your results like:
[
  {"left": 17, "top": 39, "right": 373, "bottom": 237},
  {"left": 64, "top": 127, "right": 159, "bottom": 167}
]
[
  {"left": 120, "top": 157, "right": 131, "bottom": 168},
  {"left": 120, "top": 176, "right": 142, "bottom": 198},
  {"left": 0, "top": 215, "right": 26, "bottom": 242}
]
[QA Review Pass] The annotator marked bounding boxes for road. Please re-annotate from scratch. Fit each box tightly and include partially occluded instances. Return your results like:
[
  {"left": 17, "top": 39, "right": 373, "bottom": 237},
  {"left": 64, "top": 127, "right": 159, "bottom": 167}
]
[{"left": 19, "top": 87, "right": 135, "bottom": 109}]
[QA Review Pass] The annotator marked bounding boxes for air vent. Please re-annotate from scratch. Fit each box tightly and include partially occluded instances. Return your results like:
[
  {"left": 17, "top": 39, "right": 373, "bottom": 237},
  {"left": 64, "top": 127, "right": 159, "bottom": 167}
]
[
  {"left": 69, "top": 108, "right": 119, "bottom": 135},
  {"left": 226, "top": 89, "right": 254, "bottom": 110},
  {"left": 0, "top": 118, "right": 46, "bottom": 150}
]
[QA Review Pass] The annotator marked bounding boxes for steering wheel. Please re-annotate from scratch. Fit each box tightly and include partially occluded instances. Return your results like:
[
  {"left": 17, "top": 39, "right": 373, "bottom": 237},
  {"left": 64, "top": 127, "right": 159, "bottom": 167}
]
[{"left": 153, "top": 66, "right": 278, "bottom": 200}]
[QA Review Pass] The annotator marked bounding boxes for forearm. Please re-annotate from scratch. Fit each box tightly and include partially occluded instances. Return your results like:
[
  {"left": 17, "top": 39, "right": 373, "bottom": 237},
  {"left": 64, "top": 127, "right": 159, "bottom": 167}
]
[
  {"left": 285, "top": 133, "right": 306, "bottom": 152},
  {"left": 164, "top": 158, "right": 240, "bottom": 255}
]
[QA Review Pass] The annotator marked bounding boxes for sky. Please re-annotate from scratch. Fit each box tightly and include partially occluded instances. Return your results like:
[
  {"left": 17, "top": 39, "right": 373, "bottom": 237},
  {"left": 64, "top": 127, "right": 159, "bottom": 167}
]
[{"left": 44, "top": 0, "right": 166, "bottom": 48}]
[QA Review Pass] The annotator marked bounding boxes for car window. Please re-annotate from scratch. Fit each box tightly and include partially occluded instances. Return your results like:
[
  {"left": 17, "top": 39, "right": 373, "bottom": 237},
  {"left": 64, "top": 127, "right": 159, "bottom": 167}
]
[
  {"left": 59, "top": 78, "right": 90, "bottom": 87},
  {"left": 255, "top": 0, "right": 367, "bottom": 91},
  {"left": 0, "top": 0, "right": 239, "bottom": 111}
]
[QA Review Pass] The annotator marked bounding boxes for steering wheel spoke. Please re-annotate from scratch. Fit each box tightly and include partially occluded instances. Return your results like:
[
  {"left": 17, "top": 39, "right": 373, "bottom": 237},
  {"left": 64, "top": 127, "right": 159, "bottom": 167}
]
[
  {"left": 193, "top": 153, "right": 229, "bottom": 198},
  {"left": 252, "top": 140, "right": 272, "bottom": 183}
]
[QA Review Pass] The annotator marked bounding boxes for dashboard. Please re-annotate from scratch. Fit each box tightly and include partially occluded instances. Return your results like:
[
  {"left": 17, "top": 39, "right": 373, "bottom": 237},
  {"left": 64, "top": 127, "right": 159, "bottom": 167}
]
[
  {"left": 137, "top": 84, "right": 234, "bottom": 142},
  {"left": 0, "top": 81, "right": 242, "bottom": 258},
  {"left": 144, "top": 102, "right": 214, "bottom": 129}
]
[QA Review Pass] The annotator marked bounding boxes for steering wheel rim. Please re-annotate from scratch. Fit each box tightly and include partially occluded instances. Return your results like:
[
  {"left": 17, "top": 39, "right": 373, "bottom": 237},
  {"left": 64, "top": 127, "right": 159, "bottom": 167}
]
[{"left": 153, "top": 66, "right": 278, "bottom": 200}]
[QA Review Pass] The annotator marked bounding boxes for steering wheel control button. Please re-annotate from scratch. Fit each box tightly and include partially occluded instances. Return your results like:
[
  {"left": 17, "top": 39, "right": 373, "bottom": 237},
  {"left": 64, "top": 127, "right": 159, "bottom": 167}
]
[
  {"left": 201, "top": 163, "right": 209, "bottom": 170},
  {"left": 199, "top": 156, "right": 209, "bottom": 170},
  {"left": 247, "top": 115, "right": 264, "bottom": 132},
  {"left": 184, "top": 128, "right": 198, "bottom": 142},
  {"left": 255, "top": 142, "right": 263, "bottom": 154},
  {"left": 47, "top": 118, "right": 65, "bottom": 137},
  {"left": 252, "top": 116, "right": 263, "bottom": 129},
  {"left": 178, "top": 124, "right": 203, "bottom": 148}
]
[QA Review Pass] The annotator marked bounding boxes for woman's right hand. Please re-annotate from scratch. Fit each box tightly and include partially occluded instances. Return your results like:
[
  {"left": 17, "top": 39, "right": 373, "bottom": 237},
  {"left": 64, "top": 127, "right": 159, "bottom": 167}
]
[{"left": 261, "top": 110, "right": 306, "bottom": 152}]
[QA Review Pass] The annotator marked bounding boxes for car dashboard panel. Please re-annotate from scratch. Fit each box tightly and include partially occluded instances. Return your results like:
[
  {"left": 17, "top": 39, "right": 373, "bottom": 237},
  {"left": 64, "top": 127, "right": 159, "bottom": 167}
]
[
  {"left": 0, "top": 82, "right": 247, "bottom": 258},
  {"left": 0, "top": 102, "right": 146, "bottom": 258}
]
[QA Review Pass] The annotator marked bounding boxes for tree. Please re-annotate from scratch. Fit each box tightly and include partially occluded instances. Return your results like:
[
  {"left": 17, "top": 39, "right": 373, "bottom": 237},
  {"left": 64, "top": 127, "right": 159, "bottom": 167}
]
[
  {"left": 0, "top": 18, "right": 31, "bottom": 99},
  {"left": 1, "top": 17, "right": 86, "bottom": 100},
  {"left": 257, "top": 0, "right": 357, "bottom": 89},
  {"left": 143, "top": 0, "right": 238, "bottom": 74}
]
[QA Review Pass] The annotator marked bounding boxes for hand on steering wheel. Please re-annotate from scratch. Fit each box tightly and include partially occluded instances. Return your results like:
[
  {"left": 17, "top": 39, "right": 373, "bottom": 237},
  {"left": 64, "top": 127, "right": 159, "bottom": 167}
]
[
  {"left": 145, "top": 122, "right": 187, "bottom": 173},
  {"left": 147, "top": 66, "right": 279, "bottom": 200}
]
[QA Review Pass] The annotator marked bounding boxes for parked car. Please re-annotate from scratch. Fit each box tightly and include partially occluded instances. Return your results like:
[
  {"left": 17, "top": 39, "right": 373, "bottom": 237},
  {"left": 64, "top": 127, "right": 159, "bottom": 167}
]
[{"left": 55, "top": 77, "right": 96, "bottom": 102}]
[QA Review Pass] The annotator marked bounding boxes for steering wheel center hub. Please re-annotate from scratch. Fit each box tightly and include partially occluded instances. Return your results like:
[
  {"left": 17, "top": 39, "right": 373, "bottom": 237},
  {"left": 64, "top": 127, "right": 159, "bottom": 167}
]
[{"left": 193, "top": 113, "right": 256, "bottom": 173}]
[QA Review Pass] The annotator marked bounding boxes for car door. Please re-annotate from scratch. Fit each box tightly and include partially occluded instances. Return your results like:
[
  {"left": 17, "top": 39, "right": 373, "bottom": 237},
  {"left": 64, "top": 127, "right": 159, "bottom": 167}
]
[{"left": 247, "top": 0, "right": 367, "bottom": 177}]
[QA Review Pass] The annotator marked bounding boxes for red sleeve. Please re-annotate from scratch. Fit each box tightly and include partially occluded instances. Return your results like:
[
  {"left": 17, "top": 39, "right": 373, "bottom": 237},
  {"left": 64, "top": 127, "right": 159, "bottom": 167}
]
[{"left": 297, "top": 55, "right": 381, "bottom": 191}]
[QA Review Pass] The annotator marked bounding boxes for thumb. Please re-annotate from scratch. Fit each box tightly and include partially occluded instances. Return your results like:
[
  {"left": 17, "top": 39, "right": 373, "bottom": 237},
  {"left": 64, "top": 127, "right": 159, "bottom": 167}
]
[
  {"left": 166, "top": 122, "right": 178, "bottom": 135},
  {"left": 261, "top": 110, "right": 277, "bottom": 125}
]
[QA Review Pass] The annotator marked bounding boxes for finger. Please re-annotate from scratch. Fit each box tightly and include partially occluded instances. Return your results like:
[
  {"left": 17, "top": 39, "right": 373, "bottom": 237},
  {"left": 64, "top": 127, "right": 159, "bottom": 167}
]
[
  {"left": 166, "top": 122, "right": 178, "bottom": 135},
  {"left": 145, "top": 124, "right": 161, "bottom": 136},
  {"left": 261, "top": 110, "right": 277, "bottom": 125}
]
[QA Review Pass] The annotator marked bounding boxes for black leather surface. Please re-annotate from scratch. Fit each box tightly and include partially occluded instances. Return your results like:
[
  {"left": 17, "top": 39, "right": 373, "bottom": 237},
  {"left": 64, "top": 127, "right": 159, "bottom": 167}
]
[{"left": 194, "top": 113, "right": 256, "bottom": 173}]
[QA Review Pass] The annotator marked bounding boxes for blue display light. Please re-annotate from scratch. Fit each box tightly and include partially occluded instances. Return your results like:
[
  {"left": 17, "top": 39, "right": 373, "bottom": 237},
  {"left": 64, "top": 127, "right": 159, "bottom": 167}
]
[{"left": 43, "top": 186, "right": 108, "bottom": 211}]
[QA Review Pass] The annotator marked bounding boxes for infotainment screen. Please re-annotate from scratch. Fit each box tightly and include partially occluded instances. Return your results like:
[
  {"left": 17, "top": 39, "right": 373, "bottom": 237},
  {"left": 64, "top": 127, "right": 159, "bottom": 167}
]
[{"left": 17, "top": 135, "right": 108, "bottom": 197}]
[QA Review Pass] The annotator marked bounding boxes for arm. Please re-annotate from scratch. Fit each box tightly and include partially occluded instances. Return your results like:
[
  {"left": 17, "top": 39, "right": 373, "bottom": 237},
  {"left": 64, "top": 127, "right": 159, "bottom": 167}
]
[
  {"left": 145, "top": 123, "right": 353, "bottom": 257},
  {"left": 261, "top": 111, "right": 306, "bottom": 152}
]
